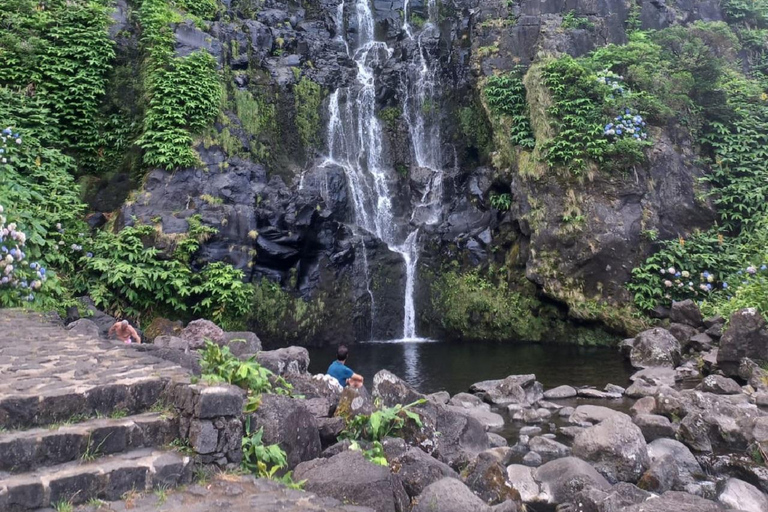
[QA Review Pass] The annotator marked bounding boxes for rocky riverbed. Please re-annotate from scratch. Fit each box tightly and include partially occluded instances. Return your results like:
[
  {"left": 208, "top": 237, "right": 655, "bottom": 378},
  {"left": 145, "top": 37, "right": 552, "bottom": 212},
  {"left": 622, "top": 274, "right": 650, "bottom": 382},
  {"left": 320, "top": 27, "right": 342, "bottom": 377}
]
[{"left": 53, "top": 298, "right": 768, "bottom": 512}]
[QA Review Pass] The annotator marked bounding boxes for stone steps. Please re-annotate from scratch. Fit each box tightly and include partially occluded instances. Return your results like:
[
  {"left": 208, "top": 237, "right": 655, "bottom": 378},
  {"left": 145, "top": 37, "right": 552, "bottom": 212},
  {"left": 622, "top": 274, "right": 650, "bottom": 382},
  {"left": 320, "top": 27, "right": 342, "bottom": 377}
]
[
  {"left": 0, "top": 377, "right": 180, "bottom": 431},
  {"left": 0, "top": 447, "right": 193, "bottom": 511},
  {"left": 0, "top": 412, "right": 179, "bottom": 474}
]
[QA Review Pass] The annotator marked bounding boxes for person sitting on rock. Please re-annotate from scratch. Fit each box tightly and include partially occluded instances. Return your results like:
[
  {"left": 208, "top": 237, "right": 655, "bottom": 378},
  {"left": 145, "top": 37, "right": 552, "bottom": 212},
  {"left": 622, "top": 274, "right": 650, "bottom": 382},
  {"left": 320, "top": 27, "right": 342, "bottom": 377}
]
[
  {"left": 327, "top": 344, "right": 364, "bottom": 389},
  {"left": 108, "top": 319, "right": 141, "bottom": 344}
]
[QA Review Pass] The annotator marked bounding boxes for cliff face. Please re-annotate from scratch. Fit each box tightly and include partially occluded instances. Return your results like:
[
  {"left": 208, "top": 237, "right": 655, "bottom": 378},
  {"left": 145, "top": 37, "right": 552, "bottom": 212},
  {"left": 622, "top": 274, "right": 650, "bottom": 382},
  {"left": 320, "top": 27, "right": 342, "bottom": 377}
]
[{"left": 99, "top": 0, "right": 726, "bottom": 345}]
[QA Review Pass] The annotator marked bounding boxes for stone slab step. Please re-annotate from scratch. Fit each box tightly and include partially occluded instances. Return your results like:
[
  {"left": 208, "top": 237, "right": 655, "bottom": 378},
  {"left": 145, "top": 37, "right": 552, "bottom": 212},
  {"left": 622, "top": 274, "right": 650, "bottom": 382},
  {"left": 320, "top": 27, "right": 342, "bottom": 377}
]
[
  {"left": 0, "top": 413, "right": 179, "bottom": 473},
  {"left": 70, "top": 474, "right": 375, "bottom": 512},
  {"left": 0, "top": 448, "right": 193, "bottom": 511},
  {"left": 0, "top": 378, "right": 181, "bottom": 431}
]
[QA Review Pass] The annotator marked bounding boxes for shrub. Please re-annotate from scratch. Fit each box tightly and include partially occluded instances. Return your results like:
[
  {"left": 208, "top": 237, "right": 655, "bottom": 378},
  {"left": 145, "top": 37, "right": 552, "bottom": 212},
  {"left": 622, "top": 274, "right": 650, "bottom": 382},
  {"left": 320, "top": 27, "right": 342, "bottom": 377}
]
[{"left": 294, "top": 76, "right": 323, "bottom": 150}]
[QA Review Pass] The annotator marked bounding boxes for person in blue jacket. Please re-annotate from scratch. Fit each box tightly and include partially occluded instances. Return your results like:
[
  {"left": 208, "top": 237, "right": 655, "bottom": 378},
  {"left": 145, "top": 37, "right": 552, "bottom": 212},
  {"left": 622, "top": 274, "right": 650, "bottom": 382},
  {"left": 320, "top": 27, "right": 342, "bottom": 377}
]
[{"left": 327, "top": 344, "right": 364, "bottom": 388}]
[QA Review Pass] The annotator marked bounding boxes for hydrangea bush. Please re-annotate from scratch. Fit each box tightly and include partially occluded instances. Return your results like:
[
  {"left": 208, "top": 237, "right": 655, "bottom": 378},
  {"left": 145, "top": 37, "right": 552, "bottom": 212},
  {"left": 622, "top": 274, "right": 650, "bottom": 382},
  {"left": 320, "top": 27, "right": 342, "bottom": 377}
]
[{"left": 0, "top": 204, "right": 48, "bottom": 303}]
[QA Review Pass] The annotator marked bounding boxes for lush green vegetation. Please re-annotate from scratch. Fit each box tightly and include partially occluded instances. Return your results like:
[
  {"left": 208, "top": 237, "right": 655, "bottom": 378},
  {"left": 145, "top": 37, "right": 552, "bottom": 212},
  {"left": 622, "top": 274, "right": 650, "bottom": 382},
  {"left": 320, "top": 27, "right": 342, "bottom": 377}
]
[
  {"left": 624, "top": 20, "right": 768, "bottom": 317},
  {"left": 483, "top": 72, "right": 535, "bottom": 149},
  {"left": 0, "top": 0, "right": 254, "bottom": 329},
  {"left": 294, "top": 76, "right": 323, "bottom": 150},
  {"left": 199, "top": 341, "right": 302, "bottom": 487},
  {"left": 431, "top": 269, "right": 548, "bottom": 341},
  {"left": 340, "top": 399, "right": 425, "bottom": 466}
]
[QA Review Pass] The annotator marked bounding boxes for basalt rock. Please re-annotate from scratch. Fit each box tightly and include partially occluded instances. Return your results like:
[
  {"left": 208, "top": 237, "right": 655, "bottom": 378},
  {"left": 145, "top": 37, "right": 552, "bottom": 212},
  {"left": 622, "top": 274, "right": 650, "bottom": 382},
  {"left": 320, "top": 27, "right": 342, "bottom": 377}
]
[
  {"left": 718, "top": 308, "right": 768, "bottom": 377},
  {"left": 572, "top": 414, "right": 650, "bottom": 483}
]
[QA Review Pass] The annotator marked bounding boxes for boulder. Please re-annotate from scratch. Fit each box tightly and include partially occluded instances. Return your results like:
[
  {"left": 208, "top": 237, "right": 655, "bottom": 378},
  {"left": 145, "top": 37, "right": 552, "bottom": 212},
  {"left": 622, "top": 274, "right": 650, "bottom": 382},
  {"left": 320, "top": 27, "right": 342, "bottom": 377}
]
[
  {"left": 572, "top": 414, "right": 650, "bottom": 483},
  {"left": 153, "top": 335, "right": 187, "bottom": 350},
  {"left": 372, "top": 370, "right": 425, "bottom": 407},
  {"left": 633, "top": 414, "right": 677, "bottom": 442},
  {"left": 256, "top": 346, "right": 309, "bottom": 376},
  {"left": 220, "top": 331, "right": 262, "bottom": 357},
  {"left": 181, "top": 319, "right": 224, "bottom": 349},
  {"left": 630, "top": 328, "right": 681, "bottom": 369},
  {"left": 626, "top": 367, "right": 676, "bottom": 398},
  {"left": 448, "top": 404, "right": 504, "bottom": 431},
  {"left": 570, "top": 482, "right": 651, "bottom": 512},
  {"left": 696, "top": 374, "right": 742, "bottom": 395},
  {"left": 669, "top": 300, "right": 703, "bottom": 328},
  {"left": 506, "top": 465, "right": 544, "bottom": 503},
  {"left": 411, "top": 478, "right": 493, "bottom": 512},
  {"left": 740, "top": 358, "right": 768, "bottom": 391},
  {"left": 576, "top": 388, "right": 622, "bottom": 399},
  {"left": 248, "top": 394, "right": 321, "bottom": 469},
  {"left": 488, "top": 433, "right": 508, "bottom": 448},
  {"left": 427, "top": 391, "right": 450, "bottom": 404},
  {"left": 669, "top": 323, "right": 699, "bottom": 348},
  {"left": 637, "top": 455, "right": 678, "bottom": 493},
  {"left": 648, "top": 439, "right": 704, "bottom": 485},
  {"left": 294, "top": 451, "right": 409, "bottom": 512},
  {"left": 470, "top": 375, "right": 542, "bottom": 406},
  {"left": 285, "top": 374, "right": 342, "bottom": 405},
  {"left": 622, "top": 491, "right": 727, "bottom": 512},
  {"left": 66, "top": 319, "right": 101, "bottom": 339},
  {"left": 528, "top": 436, "right": 570, "bottom": 463},
  {"left": 718, "top": 308, "right": 768, "bottom": 376},
  {"left": 522, "top": 451, "right": 542, "bottom": 467},
  {"left": 568, "top": 405, "right": 623, "bottom": 425},
  {"left": 533, "top": 457, "right": 611, "bottom": 504},
  {"left": 388, "top": 446, "right": 457, "bottom": 499},
  {"left": 544, "top": 385, "right": 577, "bottom": 399},
  {"left": 462, "top": 450, "right": 521, "bottom": 505},
  {"left": 688, "top": 333, "right": 715, "bottom": 352},
  {"left": 630, "top": 397, "right": 656, "bottom": 417},
  {"left": 335, "top": 386, "right": 375, "bottom": 420},
  {"left": 717, "top": 478, "right": 768, "bottom": 512}
]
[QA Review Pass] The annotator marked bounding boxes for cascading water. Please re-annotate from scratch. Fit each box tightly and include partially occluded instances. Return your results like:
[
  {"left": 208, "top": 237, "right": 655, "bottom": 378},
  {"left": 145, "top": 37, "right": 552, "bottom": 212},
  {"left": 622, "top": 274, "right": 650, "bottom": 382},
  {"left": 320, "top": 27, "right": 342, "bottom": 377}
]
[
  {"left": 323, "top": 0, "right": 443, "bottom": 341},
  {"left": 403, "top": 0, "right": 444, "bottom": 226}
]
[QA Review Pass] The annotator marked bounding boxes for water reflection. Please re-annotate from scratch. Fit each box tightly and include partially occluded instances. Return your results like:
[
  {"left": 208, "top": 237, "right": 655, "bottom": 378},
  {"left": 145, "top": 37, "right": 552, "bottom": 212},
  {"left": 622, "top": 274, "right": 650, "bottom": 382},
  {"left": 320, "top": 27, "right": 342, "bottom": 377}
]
[{"left": 308, "top": 341, "right": 634, "bottom": 395}]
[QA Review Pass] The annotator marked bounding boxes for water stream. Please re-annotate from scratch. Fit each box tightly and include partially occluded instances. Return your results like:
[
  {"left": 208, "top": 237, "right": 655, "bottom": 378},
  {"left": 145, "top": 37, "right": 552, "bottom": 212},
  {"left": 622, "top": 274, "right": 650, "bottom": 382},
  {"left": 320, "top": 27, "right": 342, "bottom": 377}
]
[{"left": 323, "top": 0, "right": 445, "bottom": 340}]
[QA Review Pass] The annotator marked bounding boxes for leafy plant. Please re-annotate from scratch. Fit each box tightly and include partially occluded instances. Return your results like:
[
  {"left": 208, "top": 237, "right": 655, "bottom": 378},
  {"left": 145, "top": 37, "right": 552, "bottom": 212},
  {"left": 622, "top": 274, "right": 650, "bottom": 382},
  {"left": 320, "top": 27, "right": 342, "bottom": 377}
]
[
  {"left": 561, "top": 10, "right": 594, "bottom": 30},
  {"left": 483, "top": 72, "right": 536, "bottom": 149},
  {"left": 199, "top": 340, "right": 291, "bottom": 395},
  {"left": 489, "top": 192, "right": 512, "bottom": 211},
  {"left": 294, "top": 76, "right": 323, "bottom": 150},
  {"left": 340, "top": 399, "right": 425, "bottom": 442},
  {"left": 241, "top": 419, "right": 305, "bottom": 488}
]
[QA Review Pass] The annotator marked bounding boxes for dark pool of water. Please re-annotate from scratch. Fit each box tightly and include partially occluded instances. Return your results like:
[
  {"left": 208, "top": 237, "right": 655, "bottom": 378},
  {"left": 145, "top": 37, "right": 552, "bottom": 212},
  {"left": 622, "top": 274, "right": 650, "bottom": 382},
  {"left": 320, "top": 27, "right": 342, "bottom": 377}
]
[{"left": 308, "top": 340, "right": 634, "bottom": 395}]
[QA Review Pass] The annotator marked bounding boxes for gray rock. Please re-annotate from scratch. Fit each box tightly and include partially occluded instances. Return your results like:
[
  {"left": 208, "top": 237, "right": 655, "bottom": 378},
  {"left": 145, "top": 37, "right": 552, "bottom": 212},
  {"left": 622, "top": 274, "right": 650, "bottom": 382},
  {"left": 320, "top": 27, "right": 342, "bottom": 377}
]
[
  {"left": 717, "top": 478, "right": 768, "bottom": 512},
  {"left": 568, "top": 405, "right": 624, "bottom": 425},
  {"left": 411, "top": 478, "right": 496, "bottom": 512},
  {"left": 543, "top": 385, "right": 577, "bottom": 399},
  {"left": 669, "top": 300, "right": 703, "bottom": 328},
  {"left": 631, "top": 397, "right": 656, "bottom": 416},
  {"left": 248, "top": 394, "right": 321, "bottom": 469},
  {"left": 571, "top": 482, "right": 651, "bottom": 512},
  {"left": 637, "top": 455, "right": 678, "bottom": 493},
  {"left": 428, "top": 391, "right": 450, "bottom": 404},
  {"left": 533, "top": 457, "right": 611, "bottom": 504},
  {"left": 470, "top": 375, "right": 542, "bottom": 406},
  {"left": 630, "top": 328, "right": 681, "bottom": 369},
  {"left": 718, "top": 308, "right": 768, "bottom": 376},
  {"left": 696, "top": 374, "right": 742, "bottom": 395},
  {"left": 256, "top": 346, "right": 309, "bottom": 376},
  {"left": 522, "top": 451, "right": 542, "bottom": 467},
  {"left": 220, "top": 331, "right": 262, "bottom": 357},
  {"left": 462, "top": 450, "right": 521, "bottom": 505},
  {"left": 669, "top": 323, "right": 699, "bottom": 348},
  {"left": 294, "top": 451, "right": 409, "bottom": 512},
  {"left": 506, "top": 465, "right": 542, "bottom": 502},
  {"left": 335, "top": 386, "right": 375, "bottom": 419},
  {"left": 626, "top": 367, "right": 677, "bottom": 397},
  {"left": 181, "top": 319, "right": 224, "bottom": 349},
  {"left": 572, "top": 414, "right": 650, "bottom": 483},
  {"left": 519, "top": 426, "right": 541, "bottom": 436},
  {"left": 388, "top": 447, "right": 457, "bottom": 499},
  {"left": 577, "top": 388, "right": 622, "bottom": 399},
  {"left": 446, "top": 395, "right": 504, "bottom": 431},
  {"left": 488, "top": 433, "right": 508, "bottom": 447},
  {"left": 372, "top": 370, "right": 425, "bottom": 408},
  {"left": 605, "top": 384, "right": 626, "bottom": 395},
  {"left": 528, "top": 436, "right": 570, "bottom": 463},
  {"left": 66, "top": 319, "right": 101, "bottom": 339},
  {"left": 688, "top": 333, "right": 714, "bottom": 352},
  {"left": 633, "top": 414, "right": 677, "bottom": 442},
  {"left": 153, "top": 335, "right": 186, "bottom": 350},
  {"left": 622, "top": 491, "right": 727, "bottom": 512}
]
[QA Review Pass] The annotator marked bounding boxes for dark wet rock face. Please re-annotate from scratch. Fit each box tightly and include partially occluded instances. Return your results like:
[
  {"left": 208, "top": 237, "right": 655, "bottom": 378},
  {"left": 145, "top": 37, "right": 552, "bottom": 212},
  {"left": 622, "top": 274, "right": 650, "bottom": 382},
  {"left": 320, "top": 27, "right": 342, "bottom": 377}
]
[
  {"left": 718, "top": 308, "right": 768, "bottom": 376},
  {"left": 97, "top": 0, "right": 733, "bottom": 346}
]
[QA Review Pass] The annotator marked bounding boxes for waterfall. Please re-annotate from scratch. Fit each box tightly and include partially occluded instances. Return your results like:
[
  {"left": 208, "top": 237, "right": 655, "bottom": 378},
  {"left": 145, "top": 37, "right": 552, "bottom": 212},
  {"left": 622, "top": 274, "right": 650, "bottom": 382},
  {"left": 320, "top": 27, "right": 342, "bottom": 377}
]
[
  {"left": 403, "top": 0, "right": 444, "bottom": 226},
  {"left": 325, "top": 0, "right": 443, "bottom": 341}
]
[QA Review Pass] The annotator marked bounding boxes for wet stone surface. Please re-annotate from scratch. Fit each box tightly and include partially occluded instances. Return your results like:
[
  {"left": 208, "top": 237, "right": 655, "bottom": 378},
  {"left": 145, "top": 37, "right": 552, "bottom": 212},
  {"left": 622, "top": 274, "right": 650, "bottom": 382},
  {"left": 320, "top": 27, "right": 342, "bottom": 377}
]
[{"left": 0, "top": 309, "right": 191, "bottom": 428}]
